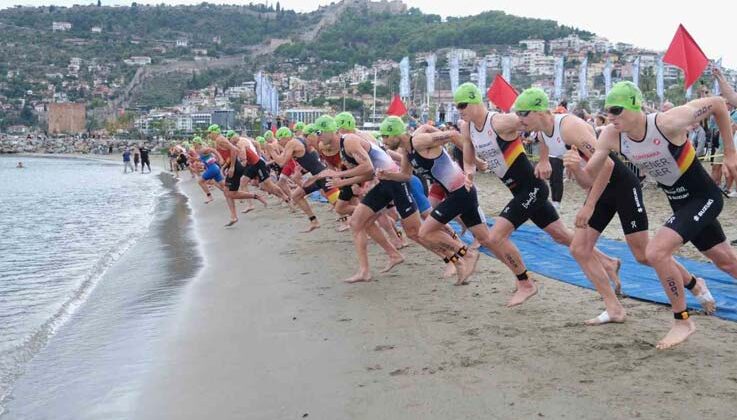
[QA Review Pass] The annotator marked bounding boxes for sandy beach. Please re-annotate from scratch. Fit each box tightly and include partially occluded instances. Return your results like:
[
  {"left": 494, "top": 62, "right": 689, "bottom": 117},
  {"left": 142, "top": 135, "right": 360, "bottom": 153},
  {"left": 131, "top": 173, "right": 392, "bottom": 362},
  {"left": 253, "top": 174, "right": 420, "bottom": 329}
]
[{"left": 136, "top": 169, "right": 737, "bottom": 420}]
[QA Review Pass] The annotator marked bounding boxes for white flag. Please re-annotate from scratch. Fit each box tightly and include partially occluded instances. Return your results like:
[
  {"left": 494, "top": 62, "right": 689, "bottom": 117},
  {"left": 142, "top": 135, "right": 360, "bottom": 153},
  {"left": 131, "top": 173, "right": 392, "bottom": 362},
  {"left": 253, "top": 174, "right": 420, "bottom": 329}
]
[
  {"left": 426, "top": 54, "right": 436, "bottom": 95},
  {"left": 400, "top": 56, "right": 410, "bottom": 98},
  {"left": 656, "top": 56, "right": 664, "bottom": 101},
  {"left": 603, "top": 57, "right": 612, "bottom": 95},
  {"left": 632, "top": 56, "right": 640, "bottom": 87},
  {"left": 686, "top": 85, "right": 693, "bottom": 100},
  {"left": 553, "top": 56, "right": 564, "bottom": 101},
  {"left": 713, "top": 58, "right": 722, "bottom": 96},
  {"left": 502, "top": 56, "right": 511, "bottom": 83},
  {"left": 450, "top": 53, "right": 459, "bottom": 94},
  {"left": 477, "top": 59, "right": 487, "bottom": 93},
  {"left": 579, "top": 57, "right": 588, "bottom": 100}
]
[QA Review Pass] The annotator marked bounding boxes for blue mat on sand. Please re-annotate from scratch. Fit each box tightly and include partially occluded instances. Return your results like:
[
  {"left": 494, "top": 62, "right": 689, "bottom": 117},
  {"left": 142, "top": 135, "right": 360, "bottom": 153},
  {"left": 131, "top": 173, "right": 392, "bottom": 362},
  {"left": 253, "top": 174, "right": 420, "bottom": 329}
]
[
  {"left": 449, "top": 220, "right": 737, "bottom": 322},
  {"left": 309, "top": 191, "right": 737, "bottom": 322}
]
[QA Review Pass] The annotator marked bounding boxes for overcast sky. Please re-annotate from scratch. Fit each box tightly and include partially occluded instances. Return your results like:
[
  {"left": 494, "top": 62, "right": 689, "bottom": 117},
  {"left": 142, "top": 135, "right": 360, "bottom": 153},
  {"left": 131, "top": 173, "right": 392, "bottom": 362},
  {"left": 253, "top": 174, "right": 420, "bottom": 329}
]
[{"left": 5, "top": 0, "right": 734, "bottom": 68}]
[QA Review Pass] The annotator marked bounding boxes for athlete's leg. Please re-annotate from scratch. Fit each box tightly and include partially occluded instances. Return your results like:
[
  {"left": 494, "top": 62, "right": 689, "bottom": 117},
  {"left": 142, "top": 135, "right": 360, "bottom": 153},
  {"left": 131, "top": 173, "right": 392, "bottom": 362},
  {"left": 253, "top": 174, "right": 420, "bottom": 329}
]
[
  {"left": 418, "top": 216, "right": 475, "bottom": 285},
  {"left": 291, "top": 186, "right": 320, "bottom": 232},
  {"left": 645, "top": 227, "right": 696, "bottom": 350},
  {"left": 482, "top": 218, "right": 537, "bottom": 307},
  {"left": 345, "top": 204, "right": 379, "bottom": 283}
]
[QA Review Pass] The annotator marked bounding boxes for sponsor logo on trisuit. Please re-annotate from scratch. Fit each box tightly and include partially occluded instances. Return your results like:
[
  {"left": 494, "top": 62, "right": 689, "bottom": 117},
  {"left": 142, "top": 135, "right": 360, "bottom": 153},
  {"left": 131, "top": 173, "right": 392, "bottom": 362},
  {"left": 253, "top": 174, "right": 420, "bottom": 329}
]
[
  {"left": 521, "top": 188, "right": 539, "bottom": 209},
  {"left": 693, "top": 199, "right": 714, "bottom": 221},
  {"left": 632, "top": 187, "right": 643, "bottom": 213}
]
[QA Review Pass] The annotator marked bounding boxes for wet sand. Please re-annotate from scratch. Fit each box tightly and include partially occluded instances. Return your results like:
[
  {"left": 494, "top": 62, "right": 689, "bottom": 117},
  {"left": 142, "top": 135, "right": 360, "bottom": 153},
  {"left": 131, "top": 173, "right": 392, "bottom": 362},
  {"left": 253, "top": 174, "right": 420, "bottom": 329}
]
[{"left": 136, "top": 168, "right": 737, "bottom": 420}]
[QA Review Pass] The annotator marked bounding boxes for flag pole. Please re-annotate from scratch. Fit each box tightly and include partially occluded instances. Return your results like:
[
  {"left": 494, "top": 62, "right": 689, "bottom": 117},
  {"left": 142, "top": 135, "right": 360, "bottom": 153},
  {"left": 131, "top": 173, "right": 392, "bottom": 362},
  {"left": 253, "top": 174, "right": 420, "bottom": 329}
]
[{"left": 373, "top": 67, "right": 377, "bottom": 123}]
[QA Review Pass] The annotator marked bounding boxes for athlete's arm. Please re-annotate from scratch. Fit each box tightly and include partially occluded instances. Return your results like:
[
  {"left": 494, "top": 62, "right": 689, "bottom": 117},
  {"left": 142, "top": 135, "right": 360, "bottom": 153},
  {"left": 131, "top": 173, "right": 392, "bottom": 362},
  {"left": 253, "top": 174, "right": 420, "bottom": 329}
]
[
  {"left": 333, "top": 136, "right": 375, "bottom": 179},
  {"left": 268, "top": 140, "right": 296, "bottom": 167},
  {"left": 578, "top": 125, "right": 618, "bottom": 182},
  {"left": 377, "top": 147, "right": 412, "bottom": 182},
  {"left": 411, "top": 130, "right": 458, "bottom": 151},
  {"left": 493, "top": 113, "right": 523, "bottom": 142},
  {"left": 450, "top": 133, "right": 487, "bottom": 170},
  {"left": 460, "top": 121, "right": 477, "bottom": 189},
  {"left": 534, "top": 133, "right": 552, "bottom": 180},
  {"left": 657, "top": 97, "right": 731, "bottom": 146},
  {"left": 713, "top": 68, "right": 737, "bottom": 107}
]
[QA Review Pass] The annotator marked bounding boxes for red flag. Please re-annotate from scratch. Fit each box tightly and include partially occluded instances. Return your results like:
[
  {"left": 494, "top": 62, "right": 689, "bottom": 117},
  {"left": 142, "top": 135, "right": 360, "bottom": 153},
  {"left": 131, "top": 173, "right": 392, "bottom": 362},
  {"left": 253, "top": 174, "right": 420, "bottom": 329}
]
[
  {"left": 486, "top": 74, "right": 518, "bottom": 112},
  {"left": 386, "top": 95, "right": 407, "bottom": 116},
  {"left": 663, "top": 24, "right": 709, "bottom": 89},
  {"left": 271, "top": 125, "right": 277, "bottom": 135}
]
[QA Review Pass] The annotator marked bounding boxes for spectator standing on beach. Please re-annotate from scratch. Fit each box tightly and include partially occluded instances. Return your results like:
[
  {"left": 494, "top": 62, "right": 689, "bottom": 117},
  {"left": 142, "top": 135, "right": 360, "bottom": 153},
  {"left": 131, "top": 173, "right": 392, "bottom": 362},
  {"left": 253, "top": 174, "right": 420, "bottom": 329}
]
[
  {"left": 133, "top": 147, "right": 140, "bottom": 171},
  {"left": 690, "top": 122, "right": 708, "bottom": 157},
  {"left": 123, "top": 148, "right": 134, "bottom": 173},
  {"left": 140, "top": 144, "right": 152, "bottom": 173}
]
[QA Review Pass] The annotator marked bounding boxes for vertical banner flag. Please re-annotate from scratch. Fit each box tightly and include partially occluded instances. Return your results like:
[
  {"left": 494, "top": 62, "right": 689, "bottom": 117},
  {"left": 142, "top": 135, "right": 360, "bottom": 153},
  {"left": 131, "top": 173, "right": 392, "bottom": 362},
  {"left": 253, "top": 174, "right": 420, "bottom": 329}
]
[
  {"left": 272, "top": 87, "right": 279, "bottom": 115},
  {"left": 399, "top": 56, "right": 410, "bottom": 98},
  {"left": 663, "top": 24, "right": 709, "bottom": 88},
  {"left": 603, "top": 56, "right": 612, "bottom": 95},
  {"left": 477, "top": 58, "right": 487, "bottom": 93},
  {"left": 656, "top": 56, "right": 665, "bottom": 102},
  {"left": 686, "top": 85, "right": 693, "bottom": 99},
  {"left": 447, "top": 102, "right": 457, "bottom": 123},
  {"left": 502, "top": 56, "right": 511, "bottom": 83},
  {"left": 426, "top": 54, "right": 436, "bottom": 95},
  {"left": 632, "top": 56, "right": 640, "bottom": 87},
  {"left": 255, "top": 72, "right": 263, "bottom": 106},
  {"left": 554, "top": 56, "right": 564, "bottom": 101},
  {"left": 713, "top": 58, "right": 722, "bottom": 96},
  {"left": 578, "top": 56, "right": 588, "bottom": 100},
  {"left": 450, "top": 52, "right": 460, "bottom": 94}
]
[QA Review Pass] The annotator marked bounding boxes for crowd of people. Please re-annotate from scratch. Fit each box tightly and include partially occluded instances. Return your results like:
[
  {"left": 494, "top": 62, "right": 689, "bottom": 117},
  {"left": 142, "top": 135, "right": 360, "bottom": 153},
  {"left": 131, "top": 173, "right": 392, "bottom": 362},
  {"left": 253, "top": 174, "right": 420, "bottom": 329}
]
[
  {"left": 122, "top": 144, "right": 152, "bottom": 174},
  {"left": 166, "top": 67, "right": 737, "bottom": 351}
]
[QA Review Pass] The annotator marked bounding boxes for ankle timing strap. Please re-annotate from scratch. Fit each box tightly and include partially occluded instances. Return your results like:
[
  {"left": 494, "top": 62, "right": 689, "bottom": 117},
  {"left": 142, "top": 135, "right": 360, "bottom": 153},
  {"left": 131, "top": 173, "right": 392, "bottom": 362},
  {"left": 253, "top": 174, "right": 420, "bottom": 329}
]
[
  {"left": 443, "top": 246, "right": 468, "bottom": 264},
  {"left": 674, "top": 310, "right": 690, "bottom": 320},
  {"left": 309, "top": 216, "right": 317, "bottom": 221},
  {"left": 516, "top": 270, "right": 529, "bottom": 281},
  {"left": 684, "top": 276, "right": 697, "bottom": 290},
  {"left": 338, "top": 216, "right": 348, "bottom": 222}
]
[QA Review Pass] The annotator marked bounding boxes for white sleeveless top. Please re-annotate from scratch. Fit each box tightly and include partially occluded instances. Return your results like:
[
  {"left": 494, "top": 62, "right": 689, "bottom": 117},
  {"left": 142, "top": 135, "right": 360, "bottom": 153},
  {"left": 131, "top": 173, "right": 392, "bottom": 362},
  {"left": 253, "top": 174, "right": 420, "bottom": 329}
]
[
  {"left": 539, "top": 114, "right": 568, "bottom": 158},
  {"left": 469, "top": 112, "right": 525, "bottom": 179},
  {"left": 619, "top": 113, "right": 696, "bottom": 187}
]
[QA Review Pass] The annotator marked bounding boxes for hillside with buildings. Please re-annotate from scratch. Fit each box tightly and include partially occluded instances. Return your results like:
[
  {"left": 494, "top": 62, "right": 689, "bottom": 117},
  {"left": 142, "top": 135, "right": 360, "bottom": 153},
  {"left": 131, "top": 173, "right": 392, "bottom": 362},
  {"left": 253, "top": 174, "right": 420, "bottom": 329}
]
[{"left": 0, "top": 0, "right": 733, "bottom": 141}]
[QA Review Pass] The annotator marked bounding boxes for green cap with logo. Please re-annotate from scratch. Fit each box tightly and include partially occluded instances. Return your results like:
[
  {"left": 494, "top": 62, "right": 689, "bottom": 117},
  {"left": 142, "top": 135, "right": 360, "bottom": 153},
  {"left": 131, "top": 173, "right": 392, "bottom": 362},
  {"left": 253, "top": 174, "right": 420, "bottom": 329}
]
[
  {"left": 335, "top": 112, "right": 356, "bottom": 131},
  {"left": 454, "top": 82, "right": 483, "bottom": 105},
  {"left": 226, "top": 130, "right": 236, "bottom": 138},
  {"left": 207, "top": 124, "right": 221, "bottom": 134},
  {"left": 314, "top": 115, "right": 337, "bottom": 133},
  {"left": 304, "top": 123, "right": 317, "bottom": 136},
  {"left": 293, "top": 121, "right": 305, "bottom": 132},
  {"left": 605, "top": 81, "right": 643, "bottom": 111},
  {"left": 276, "top": 127, "right": 292, "bottom": 139},
  {"left": 514, "top": 88, "right": 550, "bottom": 112},
  {"left": 192, "top": 136, "right": 203, "bottom": 145},
  {"left": 379, "top": 116, "right": 406, "bottom": 137},
  {"left": 256, "top": 136, "right": 265, "bottom": 144},
  {"left": 263, "top": 131, "right": 273, "bottom": 139}
]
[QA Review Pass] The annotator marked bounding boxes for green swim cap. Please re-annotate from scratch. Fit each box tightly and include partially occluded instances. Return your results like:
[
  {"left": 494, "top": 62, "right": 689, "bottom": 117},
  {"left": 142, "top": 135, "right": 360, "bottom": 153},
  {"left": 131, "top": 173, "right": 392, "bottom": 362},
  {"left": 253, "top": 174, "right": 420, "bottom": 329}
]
[
  {"left": 314, "top": 115, "right": 337, "bottom": 133},
  {"left": 605, "top": 81, "right": 643, "bottom": 112},
  {"left": 379, "top": 116, "right": 406, "bottom": 137},
  {"left": 192, "top": 136, "right": 203, "bottom": 145},
  {"left": 304, "top": 123, "right": 317, "bottom": 136},
  {"left": 335, "top": 112, "right": 356, "bottom": 131},
  {"left": 514, "top": 88, "right": 549, "bottom": 112},
  {"left": 182, "top": 141, "right": 192, "bottom": 148},
  {"left": 207, "top": 124, "right": 221, "bottom": 134},
  {"left": 256, "top": 136, "right": 265, "bottom": 144},
  {"left": 371, "top": 131, "right": 381, "bottom": 140},
  {"left": 293, "top": 121, "right": 305, "bottom": 132},
  {"left": 226, "top": 130, "right": 236, "bottom": 138},
  {"left": 264, "top": 131, "right": 274, "bottom": 139},
  {"left": 454, "top": 82, "right": 483, "bottom": 105},
  {"left": 276, "top": 127, "right": 293, "bottom": 139}
]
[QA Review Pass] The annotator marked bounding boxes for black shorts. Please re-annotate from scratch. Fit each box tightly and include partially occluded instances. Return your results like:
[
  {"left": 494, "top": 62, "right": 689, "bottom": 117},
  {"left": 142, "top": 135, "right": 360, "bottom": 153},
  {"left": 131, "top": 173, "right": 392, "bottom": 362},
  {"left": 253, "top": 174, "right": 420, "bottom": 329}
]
[
  {"left": 362, "top": 180, "right": 417, "bottom": 219},
  {"left": 177, "top": 154, "right": 188, "bottom": 166},
  {"left": 431, "top": 186, "right": 485, "bottom": 228},
  {"left": 500, "top": 180, "right": 559, "bottom": 229},
  {"left": 303, "top": 177, "right": 328, "bottom": 195},
  {"left": 225, "top": 159, "right": 247, "bottom": 192},
  {"left": 245, "top": 159, "right": 270, "bottom": 183},
  {"left": 269, "top": 162, "right": 282, "bottom": 177},
  {"left": 664, "top": 187, "right": 725, "bottom": 252},
  {"left": 589, "top": 179, "right": 649, "bottom": 235},
  {"left": 338, "top": 185, "right": 354, "bottom": 201}
]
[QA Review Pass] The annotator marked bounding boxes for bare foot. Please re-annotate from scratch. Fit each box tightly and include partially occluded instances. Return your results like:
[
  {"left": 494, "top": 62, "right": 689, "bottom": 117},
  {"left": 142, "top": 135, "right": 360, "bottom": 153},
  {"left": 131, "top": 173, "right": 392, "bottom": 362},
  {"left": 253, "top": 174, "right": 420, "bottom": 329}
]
[
  {"left": 470, "top": 240, "right": 481, "bottom": 250},
  {"left": 337, "top": 223, "right": 351, "bottom": 232},
  {"left": 224, "top": 219, "right": 238, "bottom": 227},
  {"left": 690, "top": 277, "right": 716, "bottom": 315},
  {"left": 466, "top": 249, "right": 481, "bottom": 276},
  {"left": 241, "top": 206, "right": 254, "bottom": 214},
  {"left": 443, "top": 263, "right": 457, "bottom": 278},
  {"left": 584, "top": 310, "right": 626, "bottom": 326},
  {"left": 344, "top": 272, "right": 372, "bottom": 283},
  {"left": 454, "top": 259, "right": 473, "bottom": 286},
  {"left": 204, "top": 195, "right": 214, "bottom": 204},
  {"left": 656, "top": 318, "right": 696, "bottom": 350},
  {"left": 380, "top": 254, "right": 405, "bottom": 273},
  {"left": 301, "top": 220, "right": 320, "bottom": 233},
  {"left": 506, "top": 281, "right": 538, "bottom": 307}
]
